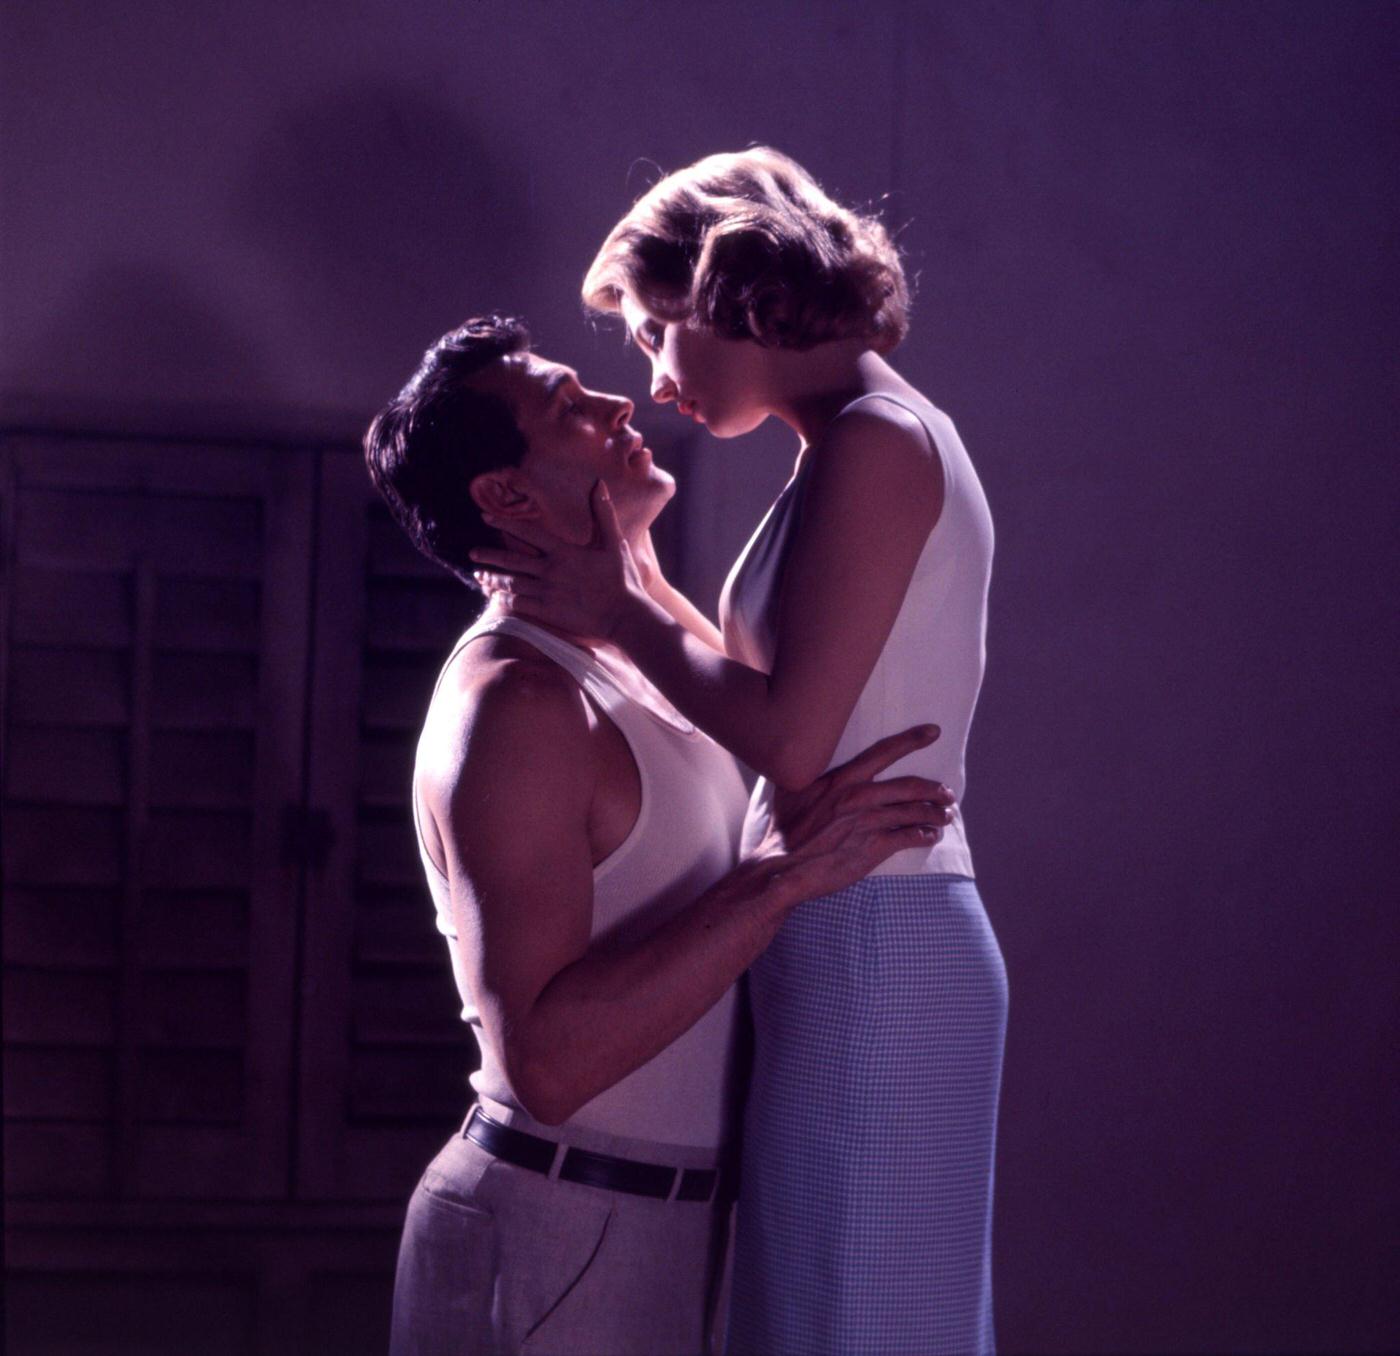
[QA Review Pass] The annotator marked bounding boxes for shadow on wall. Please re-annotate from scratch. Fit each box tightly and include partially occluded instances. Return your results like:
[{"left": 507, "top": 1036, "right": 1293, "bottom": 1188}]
[
  {"left": 6, "top": 260, "right": 282, "bottom": 430},
  {"left": 233, "top": 80, "right": 536, "bottom": 388}
]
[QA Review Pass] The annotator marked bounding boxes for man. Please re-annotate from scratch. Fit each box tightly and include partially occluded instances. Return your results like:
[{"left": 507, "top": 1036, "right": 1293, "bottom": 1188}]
[{"left": 364, "top": 315, "right": 951, "bottom": 1355}]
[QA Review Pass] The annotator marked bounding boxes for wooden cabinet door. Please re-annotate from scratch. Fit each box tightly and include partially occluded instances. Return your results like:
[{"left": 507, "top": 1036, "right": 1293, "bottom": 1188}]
[
  {"left": 294, "top": 450, "right": 483, "bottom": 1199},
  {"left": 1, "top": 433, "right": 313, "bottom": 1200}
]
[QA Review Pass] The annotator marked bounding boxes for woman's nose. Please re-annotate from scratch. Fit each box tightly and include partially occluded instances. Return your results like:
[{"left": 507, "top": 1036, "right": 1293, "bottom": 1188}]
[
  {"left": 609, "top": 395, "right": 634, "bottom": 427},
  {"left": 651, "top": 371, "right": 677, "bottom": 403}
]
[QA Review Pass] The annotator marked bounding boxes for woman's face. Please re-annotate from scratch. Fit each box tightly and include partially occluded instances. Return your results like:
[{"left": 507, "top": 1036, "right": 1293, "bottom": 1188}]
[{"left": 619, "top": 293, "right": 769, "bottom": 439}]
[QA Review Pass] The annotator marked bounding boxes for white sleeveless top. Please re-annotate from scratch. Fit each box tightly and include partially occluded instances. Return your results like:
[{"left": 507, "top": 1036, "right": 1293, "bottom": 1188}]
[
  {"left": 413, "top": 613, "right": 750, "bottom": 1148},
  {"left": 720, "top": 391, "right": 993, "bottom": 877}
]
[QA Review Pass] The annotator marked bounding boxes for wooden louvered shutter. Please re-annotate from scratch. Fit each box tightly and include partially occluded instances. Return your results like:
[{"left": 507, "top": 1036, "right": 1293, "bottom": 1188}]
[
  {"left": 1, "top": 433, "right": 312, "bottom": 1201},
  {"left": 294, "top": 450, "right": 481, "bottom": 1199}
]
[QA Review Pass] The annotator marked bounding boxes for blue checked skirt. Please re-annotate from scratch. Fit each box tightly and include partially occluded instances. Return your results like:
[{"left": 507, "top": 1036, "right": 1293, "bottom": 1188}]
[{"left": 726, "top": 874, "right": 1008, "bottom": 1356}]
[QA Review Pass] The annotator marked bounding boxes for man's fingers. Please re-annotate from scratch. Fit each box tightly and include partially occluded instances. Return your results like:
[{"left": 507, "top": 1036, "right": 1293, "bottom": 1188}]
[
  {"left": 844, "top": 776, "right": 954, "bottom": 809},
  {"left": 891, "top": 824, "right": 944, "bottom": 850},
  {"left": 862, "top": 804, "right": 948, "bottom": 835},
  {"left": 590, "top": 479, "right": 624, "bottom": 549},
  {"left": 828, "top": 724, "right": 940, "bottom": 788}
]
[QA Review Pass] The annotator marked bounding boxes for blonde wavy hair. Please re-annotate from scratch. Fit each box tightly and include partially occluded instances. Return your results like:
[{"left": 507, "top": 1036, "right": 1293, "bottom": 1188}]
[{"left": 582, "top": 148, "right": 909, "bottom": 353}]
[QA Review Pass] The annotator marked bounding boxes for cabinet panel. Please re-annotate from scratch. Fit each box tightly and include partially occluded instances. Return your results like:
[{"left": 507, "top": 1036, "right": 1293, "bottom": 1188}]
[
  {"left": 3, "top": 424, "right": 695, "bottom": 1219},
  {"left": 1, "top": 434, "right": 313, "bottom": 1201},
  {"left": 295, "top": 452, "right": 481, "bottom": 1199}
]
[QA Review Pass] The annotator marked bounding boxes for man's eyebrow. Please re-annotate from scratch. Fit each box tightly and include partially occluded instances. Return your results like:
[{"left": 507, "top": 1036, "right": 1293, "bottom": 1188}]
[{"left": 542, "top": 368, "right": 578, "bottom": 403}]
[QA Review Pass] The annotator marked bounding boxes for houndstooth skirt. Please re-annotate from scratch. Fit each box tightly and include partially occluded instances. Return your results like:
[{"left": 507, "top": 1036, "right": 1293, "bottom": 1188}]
[{"left": 726, "top": 874, "right": 1008, "bottom": 1356}]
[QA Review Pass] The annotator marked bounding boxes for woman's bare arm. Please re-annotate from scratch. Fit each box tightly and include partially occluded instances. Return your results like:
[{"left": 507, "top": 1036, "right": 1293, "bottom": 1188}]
[
  {"left": 645, "top": 577, "right": 727, "bottom": 654},
  {"left": 472, "top": 400, "right": 942, "bottom": 788}
]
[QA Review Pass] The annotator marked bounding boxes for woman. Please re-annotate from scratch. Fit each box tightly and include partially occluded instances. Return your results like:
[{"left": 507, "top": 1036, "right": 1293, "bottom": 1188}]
[{"left": 470, "top": 148, "right": 1008, "bottom": 1355}]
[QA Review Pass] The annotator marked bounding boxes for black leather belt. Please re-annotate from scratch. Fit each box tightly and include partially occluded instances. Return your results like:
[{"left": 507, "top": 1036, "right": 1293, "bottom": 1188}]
[{"left": 463, "top": 1106, "right": 727, "bottom": 1204}]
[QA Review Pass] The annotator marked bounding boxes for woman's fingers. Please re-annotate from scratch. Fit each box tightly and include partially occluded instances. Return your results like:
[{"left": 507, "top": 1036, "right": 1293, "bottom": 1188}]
[
  {"left": 467, "top": 547, "right": 547, "bottom": 577},
  {"left": 479, "top": 515, "right": 563, "bottom": 552},
  {"left": 827, "top": 724, "right": 940, "bottom": 789},
  {"left": 590, "top": 480, "right": 625, "bottom": 549}
]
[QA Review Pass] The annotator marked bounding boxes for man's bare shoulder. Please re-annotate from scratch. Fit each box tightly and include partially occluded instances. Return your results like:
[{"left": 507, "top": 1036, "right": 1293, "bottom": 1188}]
[
  {"left": 419, "top": 633, "right": 593, "bottom": 807},
  {"left": 447, "top": 633, "right": 582, "bottom": 712}
]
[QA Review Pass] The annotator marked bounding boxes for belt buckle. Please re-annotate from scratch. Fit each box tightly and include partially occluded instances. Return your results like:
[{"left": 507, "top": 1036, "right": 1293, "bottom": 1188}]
[{"left": 675, "top": 1166, "right": 718, "bottom": 1203}]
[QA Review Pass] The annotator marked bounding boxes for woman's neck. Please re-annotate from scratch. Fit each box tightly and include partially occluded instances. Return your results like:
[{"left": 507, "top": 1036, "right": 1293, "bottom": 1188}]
[{"left": 765, "top": 345, "right": 910, "bottom": 447}]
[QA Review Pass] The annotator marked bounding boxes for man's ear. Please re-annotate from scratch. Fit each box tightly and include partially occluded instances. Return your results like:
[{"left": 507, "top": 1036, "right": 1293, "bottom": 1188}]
[{"left": 470, "top": 469, "right": 539, "bottom": 522}]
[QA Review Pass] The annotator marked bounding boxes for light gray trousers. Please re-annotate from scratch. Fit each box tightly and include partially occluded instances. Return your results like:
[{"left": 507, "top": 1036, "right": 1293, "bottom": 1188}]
[{"left": 389, "top": 1102, "right": 733, "bottom": 1355}]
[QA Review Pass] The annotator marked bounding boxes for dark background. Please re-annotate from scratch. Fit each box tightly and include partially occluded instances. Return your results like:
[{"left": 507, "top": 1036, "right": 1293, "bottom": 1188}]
[{"left": 3, "top": 2, "right": 1397, "bottom": 1353}]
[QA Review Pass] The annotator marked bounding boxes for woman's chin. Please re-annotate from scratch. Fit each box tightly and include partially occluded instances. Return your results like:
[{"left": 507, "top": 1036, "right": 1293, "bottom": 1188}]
[
  {"left": 700, "top": 416, "right": 741, "bottom": 439},
  {"left": 704, "top": 409, "right": 768, "bottom": 439}
]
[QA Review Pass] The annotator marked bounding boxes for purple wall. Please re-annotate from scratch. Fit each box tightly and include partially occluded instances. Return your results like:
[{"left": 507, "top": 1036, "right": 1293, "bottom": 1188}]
[{"left": 4, "top": 2, "right": 1397, "bottom": 1351}]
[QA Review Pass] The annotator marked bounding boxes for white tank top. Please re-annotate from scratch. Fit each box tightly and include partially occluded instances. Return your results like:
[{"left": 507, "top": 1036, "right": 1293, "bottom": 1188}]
[
  {"left": 413, "top": 613, "right": 750, "bottom": 1148},
  {"left": 720, "top": 391, "right": 993, "bottom": 877}
]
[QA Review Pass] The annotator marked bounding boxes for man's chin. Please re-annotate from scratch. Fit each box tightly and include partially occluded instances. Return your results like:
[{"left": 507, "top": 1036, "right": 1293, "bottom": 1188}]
[{"left": 617, "top": 476, "right": 675, "bottom": 537}]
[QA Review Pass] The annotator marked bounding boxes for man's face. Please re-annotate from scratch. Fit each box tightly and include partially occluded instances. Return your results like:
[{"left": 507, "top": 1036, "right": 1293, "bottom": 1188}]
[{"left": 470, "top": 353, "right": 674, "bottom": 544}]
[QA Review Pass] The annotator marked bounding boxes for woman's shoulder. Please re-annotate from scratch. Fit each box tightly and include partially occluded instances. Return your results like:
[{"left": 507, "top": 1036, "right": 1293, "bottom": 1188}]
[{"left": 818, "top": 390, "right": 944, "bottom": 476}]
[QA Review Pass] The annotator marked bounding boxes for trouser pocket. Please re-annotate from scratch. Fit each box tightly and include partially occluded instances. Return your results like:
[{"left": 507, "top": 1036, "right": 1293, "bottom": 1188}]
[
  {"left": 389, "top": 1180, "right": 498, "bottom": 1356},
  {"left": 517, "top": 1202, "right": 614, "bottom": 1352}
]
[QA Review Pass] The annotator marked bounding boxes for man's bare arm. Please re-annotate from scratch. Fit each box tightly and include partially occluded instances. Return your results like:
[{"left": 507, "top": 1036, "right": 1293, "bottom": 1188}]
[{"left": 431, "top": 659, "right": 946, "bottom": 1125}]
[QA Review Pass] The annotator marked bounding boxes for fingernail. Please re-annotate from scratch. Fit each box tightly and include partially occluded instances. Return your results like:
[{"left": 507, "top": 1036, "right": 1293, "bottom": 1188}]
[
  {"left": 482, "top": 514, "right": 500, "bottom": 526},
  {"left": 923, "top": 724, "right": 940, "bottom": 738}
]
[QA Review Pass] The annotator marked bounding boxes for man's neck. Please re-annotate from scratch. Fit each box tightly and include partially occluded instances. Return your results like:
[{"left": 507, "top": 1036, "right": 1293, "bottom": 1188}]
[
  {"left": 481, "top": 596, "right": 605, "bottom": 655},
  {"left": 479, "top": 516, "right": 661, "bottom": 655}
]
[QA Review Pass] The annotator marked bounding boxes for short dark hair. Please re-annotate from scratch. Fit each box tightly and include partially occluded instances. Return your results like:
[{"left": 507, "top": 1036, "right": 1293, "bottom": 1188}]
[{"left": 363, "top": 314, "right": 532, "bottom": 590}]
